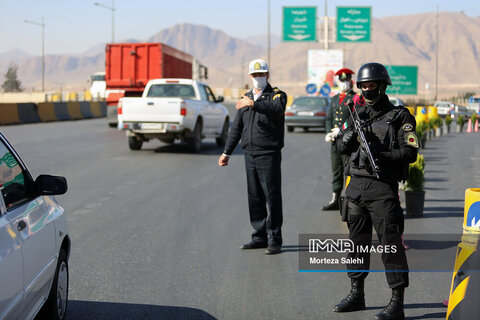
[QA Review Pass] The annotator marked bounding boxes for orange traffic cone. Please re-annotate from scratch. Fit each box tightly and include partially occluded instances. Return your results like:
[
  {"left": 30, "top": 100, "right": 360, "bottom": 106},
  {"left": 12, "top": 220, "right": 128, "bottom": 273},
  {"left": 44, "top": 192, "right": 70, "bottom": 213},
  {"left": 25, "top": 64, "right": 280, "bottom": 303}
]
[
  {"left": 466, "top": 118, "right": 472, "bottom": 133},
  {"left": 475, "top": 118, "right": 479, "bottom": 132}
]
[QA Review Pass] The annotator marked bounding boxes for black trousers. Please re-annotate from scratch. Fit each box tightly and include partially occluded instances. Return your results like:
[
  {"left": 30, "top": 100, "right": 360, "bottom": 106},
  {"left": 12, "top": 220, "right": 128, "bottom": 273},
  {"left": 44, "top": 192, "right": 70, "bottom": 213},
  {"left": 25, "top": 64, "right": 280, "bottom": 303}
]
[
  {"left": 346, "top": 197, "right": 409, "bottom": 288},
  {"left": 330, "top": 144, "right": 346, "bottom": 194},
  {"left": 244, "top": 152, "right": 283, "bottom": 246}
]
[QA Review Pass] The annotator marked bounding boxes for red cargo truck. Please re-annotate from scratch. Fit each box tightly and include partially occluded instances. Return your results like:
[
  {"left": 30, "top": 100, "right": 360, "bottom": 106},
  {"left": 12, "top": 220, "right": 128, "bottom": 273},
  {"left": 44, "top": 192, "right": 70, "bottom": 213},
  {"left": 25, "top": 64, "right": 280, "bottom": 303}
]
[{"left": 105, "top": 43, "right": 207, "bottom": 127}]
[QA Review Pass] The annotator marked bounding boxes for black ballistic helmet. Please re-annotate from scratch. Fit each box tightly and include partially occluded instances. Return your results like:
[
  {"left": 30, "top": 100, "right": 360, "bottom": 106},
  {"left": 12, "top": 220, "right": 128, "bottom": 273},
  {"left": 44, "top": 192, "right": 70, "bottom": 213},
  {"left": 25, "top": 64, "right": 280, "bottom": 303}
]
[{"left": 356, "top": 62, "right": 392, "bottom": 88}]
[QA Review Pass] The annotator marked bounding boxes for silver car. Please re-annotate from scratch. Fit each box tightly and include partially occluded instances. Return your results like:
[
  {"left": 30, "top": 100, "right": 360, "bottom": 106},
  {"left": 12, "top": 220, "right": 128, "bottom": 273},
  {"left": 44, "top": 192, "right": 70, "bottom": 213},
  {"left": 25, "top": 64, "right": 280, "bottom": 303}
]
[
  {"left": 285, "top": 96, "right": 330, "bottom": 132},
  {"left": 0, "top": 132, "right": 69, "bottom": 320}
]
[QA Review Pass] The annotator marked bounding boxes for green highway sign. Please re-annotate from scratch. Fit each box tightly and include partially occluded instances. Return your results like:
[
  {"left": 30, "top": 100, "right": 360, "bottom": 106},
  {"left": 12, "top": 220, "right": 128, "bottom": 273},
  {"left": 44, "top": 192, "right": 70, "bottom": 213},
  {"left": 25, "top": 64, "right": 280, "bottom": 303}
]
[
  {"left": 337, "top": 7, "right": 371, "bottom": 42},
  {"left": 386, "top": 65, "right": 418, "bottom": 95},
  {"left": 283, "top": 7, "right": 317, "bottom": 42}
]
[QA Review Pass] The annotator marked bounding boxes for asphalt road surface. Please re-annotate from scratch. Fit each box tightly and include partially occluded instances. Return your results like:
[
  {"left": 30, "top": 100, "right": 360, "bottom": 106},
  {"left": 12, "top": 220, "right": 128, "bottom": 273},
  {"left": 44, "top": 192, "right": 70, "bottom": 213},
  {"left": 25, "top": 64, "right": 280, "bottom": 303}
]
[{"left": 1, "top": 114, "right": 479, "bottom": 320}]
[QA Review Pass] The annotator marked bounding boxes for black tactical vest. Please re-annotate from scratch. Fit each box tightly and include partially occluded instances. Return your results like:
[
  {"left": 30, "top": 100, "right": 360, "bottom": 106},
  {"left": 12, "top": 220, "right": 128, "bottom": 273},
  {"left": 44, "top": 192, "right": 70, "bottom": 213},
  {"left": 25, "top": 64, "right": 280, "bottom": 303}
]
[{"left": 347, "top": 106, "right": 408, "bottom": 182}]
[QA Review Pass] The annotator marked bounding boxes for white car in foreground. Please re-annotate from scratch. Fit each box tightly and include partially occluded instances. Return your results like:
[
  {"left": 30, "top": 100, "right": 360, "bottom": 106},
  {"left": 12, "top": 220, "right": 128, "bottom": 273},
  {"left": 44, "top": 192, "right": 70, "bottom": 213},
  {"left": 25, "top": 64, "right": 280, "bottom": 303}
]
[{"left": 0, "top": 132, "right": 69, "bottom": 320}]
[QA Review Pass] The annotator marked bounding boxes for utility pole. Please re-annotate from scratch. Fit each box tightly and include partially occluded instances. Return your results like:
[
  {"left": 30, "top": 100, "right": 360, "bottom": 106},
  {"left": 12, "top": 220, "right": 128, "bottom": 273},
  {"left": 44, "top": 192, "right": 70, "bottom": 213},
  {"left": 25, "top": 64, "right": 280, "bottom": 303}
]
[
  {"left": 94, "top": 0, "right": 115, "bottom": 43},
  {"left": 25, "top": 17, "right": 45, "bottom": 92},
  {"left": 324, "top": 0, "right": 329, "bottom": 50},
  {"left": 435, "top": 5, "right": 439, "bottom": 101},
  {"left": 267, "top": 0, "right": 271, "bottom": 66}
]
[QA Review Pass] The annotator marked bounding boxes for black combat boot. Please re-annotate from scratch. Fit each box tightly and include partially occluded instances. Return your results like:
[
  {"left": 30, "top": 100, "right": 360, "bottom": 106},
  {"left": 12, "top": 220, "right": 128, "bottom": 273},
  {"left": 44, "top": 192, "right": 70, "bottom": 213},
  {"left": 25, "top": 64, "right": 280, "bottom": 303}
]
[
  {"left": 322, "top": 192, "right": 340, "bottom": 210},
  {"left": 333, "top": 278, "right": 365, "bottom": 312},
  {"left": 374, "top": 287, "right": 405, "bottom": 320}
]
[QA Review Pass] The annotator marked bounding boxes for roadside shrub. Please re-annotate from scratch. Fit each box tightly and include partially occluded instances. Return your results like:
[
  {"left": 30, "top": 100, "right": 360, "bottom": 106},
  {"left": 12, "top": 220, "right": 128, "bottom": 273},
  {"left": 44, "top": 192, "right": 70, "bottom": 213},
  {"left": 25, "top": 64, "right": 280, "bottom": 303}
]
[
  {"left": 405, "top": 154, "right": 425, "bottom": 192},
  {"left": 445, "top": 116, "right": 452, "bottom": 126}
]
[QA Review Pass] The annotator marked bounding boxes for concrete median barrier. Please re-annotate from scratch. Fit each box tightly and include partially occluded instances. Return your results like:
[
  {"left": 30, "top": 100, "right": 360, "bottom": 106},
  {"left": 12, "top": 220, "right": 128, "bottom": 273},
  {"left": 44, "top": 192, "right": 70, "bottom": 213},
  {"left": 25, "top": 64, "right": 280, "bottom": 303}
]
[
  {"left": 17, "top": 103, "right": 41, "bottom": 123},
  {"left": 66, "top": 102, "right": 83, "bottom": 120},
  {"left": 90, "top": 101, "right": 106, "bottom": 117},
  {"left": 37, "top": 102, "right": 57, "bottom": 122},
  {"left": 54, "top": 102, "right": 71, "bottom": 121},
  {"left": 80, "top": 101, "right": 94, "bottom": 118},
  {"left": 0, "top": 103, "right": 21, "bottom": 125},
  {"left": 0, "top": 101, "right": 106, "bottom": 125}
]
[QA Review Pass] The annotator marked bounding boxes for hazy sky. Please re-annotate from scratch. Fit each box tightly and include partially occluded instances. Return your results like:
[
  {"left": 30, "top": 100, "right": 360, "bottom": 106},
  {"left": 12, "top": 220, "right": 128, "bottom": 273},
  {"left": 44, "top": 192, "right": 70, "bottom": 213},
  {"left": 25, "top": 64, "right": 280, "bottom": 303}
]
[{"left": 1, "top": 0, "right": 478, "bottom": 55}]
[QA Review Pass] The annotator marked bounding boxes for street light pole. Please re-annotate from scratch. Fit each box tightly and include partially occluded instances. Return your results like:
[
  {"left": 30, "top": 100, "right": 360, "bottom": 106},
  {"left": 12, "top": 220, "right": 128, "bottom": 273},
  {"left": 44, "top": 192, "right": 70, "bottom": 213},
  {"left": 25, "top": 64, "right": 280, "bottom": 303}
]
[
  {"left": 324, "top": 0, "right": 328, "bottom": 50},
  {"left": 94, "top": 0, "right": 115, "bottom": 43},
  {"left": 25, "top": 17, "right": 45, "bottom": 92},
  {"left": 267, "top": 0, "right": 271, "bottom": 67},
  {"left": 435, "top": 5, "right": 439, "bottom": 101}
]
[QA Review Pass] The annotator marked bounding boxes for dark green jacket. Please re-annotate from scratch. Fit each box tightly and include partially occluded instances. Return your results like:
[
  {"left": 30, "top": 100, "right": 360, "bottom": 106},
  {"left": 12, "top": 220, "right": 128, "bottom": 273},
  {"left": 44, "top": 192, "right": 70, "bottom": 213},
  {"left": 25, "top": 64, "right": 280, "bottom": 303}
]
[{"left": 325, "top": 89, "right": 356, "bottom": 133}]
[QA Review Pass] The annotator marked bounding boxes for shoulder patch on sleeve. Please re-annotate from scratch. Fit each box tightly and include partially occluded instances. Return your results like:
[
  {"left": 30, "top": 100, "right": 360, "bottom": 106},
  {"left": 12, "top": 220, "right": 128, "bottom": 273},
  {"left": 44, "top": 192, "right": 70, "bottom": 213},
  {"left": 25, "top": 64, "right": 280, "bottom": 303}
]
[
  {"left": 402, "top": 123, "right": 414, "bottom": 131},
  {"left": 273, "top": 87, "right": 279, "bottom": 92},
  {"left": 405, "top": 132, "right": 419, "bottom": 148},
  {"left": 273, "top": 93, "right": 282, "bottom": 100}
]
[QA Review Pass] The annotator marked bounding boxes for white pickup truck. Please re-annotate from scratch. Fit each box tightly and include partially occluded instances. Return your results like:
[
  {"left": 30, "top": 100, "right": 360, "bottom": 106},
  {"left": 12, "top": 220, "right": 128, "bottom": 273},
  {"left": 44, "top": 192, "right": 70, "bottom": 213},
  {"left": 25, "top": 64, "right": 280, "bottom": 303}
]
[{"left": 119, "top": 79, "right": 230, "bottom": 152}]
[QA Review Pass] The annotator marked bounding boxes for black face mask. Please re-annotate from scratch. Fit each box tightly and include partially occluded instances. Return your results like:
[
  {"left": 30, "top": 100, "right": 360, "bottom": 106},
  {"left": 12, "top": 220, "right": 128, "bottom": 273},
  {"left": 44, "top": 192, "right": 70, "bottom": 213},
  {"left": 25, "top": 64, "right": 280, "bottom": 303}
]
[{"left": 362, "top": 89, "right": 380, "bottom": 102}]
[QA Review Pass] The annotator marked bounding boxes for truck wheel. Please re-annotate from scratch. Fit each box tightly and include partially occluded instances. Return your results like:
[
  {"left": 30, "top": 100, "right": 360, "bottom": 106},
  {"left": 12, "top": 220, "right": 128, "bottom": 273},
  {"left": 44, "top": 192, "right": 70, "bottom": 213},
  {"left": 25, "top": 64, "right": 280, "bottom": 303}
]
[
  {"left": 128, "top": 136, "right": 143, "bottom": 150},
  {"left": 287, "top": 126, "right": 294, "bottom": 132},
  {"left": 188, "top": 120, "right": 202, "bottom": 153},
  {"left": 108, "top": 122, "right": 117, "bottom": 128},
  {"left": 38, "top": 249, "right": 68, "bottom": 320},
  {"left": 216, "top": 118, "right": 229, "bottom": 147}
]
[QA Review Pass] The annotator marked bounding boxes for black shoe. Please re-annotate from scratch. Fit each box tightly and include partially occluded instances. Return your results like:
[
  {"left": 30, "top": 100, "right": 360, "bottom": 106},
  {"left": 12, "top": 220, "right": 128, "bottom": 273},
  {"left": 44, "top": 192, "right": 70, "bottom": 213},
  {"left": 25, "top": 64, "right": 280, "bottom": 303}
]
[
  {"left": 322, "top": 192, "right": 340, "bottom": 211},
  {"left": 375, "top": 287, "right": 405, "bottom": 320},
  {"left": 265, "top": 245, "right": 281, "bottom": 255},
  {"left": 322, "top": 201, "right": 339, "bottom": 211},
  {"left": 240, "top": 241, "right": 268, "bottom": 249},
  {"left": 333, "top": 279, "right": 365, "bottom": 312}
]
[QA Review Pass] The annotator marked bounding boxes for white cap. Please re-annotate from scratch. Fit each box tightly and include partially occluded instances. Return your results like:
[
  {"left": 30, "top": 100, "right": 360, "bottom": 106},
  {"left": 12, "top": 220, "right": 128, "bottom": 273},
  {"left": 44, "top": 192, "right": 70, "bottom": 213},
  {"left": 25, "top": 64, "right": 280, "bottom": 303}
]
[{"left": 248, "top": 59, "right": 269, "bottom": 74}]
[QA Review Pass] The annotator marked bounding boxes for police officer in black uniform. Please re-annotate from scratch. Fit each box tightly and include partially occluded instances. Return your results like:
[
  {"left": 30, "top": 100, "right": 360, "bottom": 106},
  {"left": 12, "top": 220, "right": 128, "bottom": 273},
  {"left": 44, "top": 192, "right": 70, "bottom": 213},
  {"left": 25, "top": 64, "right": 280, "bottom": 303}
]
[
  {"left": 323, "top": 68, "right": 357, "bottom": 210},
  {"left": 218, "top": 59, "right": 287, "bottom": 255},
  {"left": 333, "top": 62, "right": 419, "bottom": 320}
]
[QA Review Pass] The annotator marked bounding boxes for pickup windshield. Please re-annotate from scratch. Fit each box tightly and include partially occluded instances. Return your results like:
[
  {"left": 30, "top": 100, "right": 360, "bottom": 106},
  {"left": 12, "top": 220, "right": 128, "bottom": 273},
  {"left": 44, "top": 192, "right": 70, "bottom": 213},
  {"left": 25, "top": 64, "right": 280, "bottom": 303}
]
[{"left": 147, "top": 84, "right": 196, "bottom": 99}]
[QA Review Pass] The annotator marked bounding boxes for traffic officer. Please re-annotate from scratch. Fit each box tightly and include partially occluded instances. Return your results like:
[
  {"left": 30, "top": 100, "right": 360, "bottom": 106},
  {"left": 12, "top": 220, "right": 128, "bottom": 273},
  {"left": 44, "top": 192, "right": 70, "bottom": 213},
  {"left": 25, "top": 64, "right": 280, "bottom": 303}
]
[
  {"left": 333, "top": 62, "right": 419, "bottom": 320},
  {"left": 323, "top": 68, "right": 357, "bottom": 211},
  {"left": 218, "top": 58, "right": 287, "bottom": 255}
]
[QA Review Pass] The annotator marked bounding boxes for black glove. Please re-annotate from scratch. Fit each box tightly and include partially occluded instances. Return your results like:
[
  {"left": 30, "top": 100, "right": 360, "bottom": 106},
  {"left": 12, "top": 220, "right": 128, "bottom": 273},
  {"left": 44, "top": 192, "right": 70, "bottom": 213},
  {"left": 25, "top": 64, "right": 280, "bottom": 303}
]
[
  {"left": 379, "top": 151, "right": 390, "bottom": 164},
  {"left": 341, "top": 130, "right": 357, "bottom": 146}
]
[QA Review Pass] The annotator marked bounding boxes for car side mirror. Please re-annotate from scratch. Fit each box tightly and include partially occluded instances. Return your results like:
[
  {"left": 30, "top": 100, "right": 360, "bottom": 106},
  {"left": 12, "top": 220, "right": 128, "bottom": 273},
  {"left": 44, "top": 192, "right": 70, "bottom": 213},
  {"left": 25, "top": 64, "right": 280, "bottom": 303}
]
[
  {"left": 35, "top": 175, "right": 68, "bottom": 195},
  {"left": 216, "top": 96, "right": 224, "bottom": 103}
]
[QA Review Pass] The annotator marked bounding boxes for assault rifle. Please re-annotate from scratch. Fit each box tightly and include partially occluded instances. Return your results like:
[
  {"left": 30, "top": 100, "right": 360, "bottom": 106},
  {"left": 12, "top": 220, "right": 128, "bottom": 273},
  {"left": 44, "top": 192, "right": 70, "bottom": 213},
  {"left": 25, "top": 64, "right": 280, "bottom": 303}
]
[{"left": 346, "top": 99, "right": 380, "bottom": 179}]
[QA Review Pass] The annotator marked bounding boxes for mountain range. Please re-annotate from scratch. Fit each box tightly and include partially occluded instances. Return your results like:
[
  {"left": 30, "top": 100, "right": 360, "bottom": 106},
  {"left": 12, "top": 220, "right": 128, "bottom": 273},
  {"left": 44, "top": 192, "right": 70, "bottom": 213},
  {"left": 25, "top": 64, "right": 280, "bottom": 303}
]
[{"left": 1, "top": 12, "right": 480, "bottom": 98}]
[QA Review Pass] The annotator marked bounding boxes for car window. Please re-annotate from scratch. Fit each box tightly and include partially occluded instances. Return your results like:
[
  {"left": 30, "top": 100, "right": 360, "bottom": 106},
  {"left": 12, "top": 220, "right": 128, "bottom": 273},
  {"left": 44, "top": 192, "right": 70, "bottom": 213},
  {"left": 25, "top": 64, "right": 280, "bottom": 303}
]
[
  {"left": 293, "top": 97, "right": 328, "bottom": 108},
  {"left": 198, "top": 85, "right": 208, "bottom": 101},
  {"left": 198, "top": 85, "right": 216, "bottom": 102},
  {"left": 0, "top": 142, "right": 28, "bottom": 210},
  {"left": 147, "top": 84, "right": 196, "bottom": 99},
  {"left": 436, "top": 102, "right": 451, "bottom": 108},
  {"left": 204, "top": 86, "right": 217, "bottom": 102}
]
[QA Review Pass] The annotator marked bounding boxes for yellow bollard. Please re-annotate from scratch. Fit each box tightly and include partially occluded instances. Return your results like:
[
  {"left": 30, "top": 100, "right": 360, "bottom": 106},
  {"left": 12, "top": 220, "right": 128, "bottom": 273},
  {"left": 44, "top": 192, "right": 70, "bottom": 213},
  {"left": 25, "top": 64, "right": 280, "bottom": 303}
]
[
  {"left": 84, "top": 90, "right": 92, "bottom": 101},
  {"left": 52, "top": 93, "right": 61, "bottom": 102},
  {"left": 428, "top": 105, "right": 438, "bottom": 118},
  {"left": 446, "top": 188, "right": 480, "bottom": 319},
  {"left": 286, "top": 95, "right": 294, "bottom": 107},
  {"left": 69, "top": 92, "right": 78, "bottom": 101},
  {"left": 415, "top": 106, "right": 429, "bottom": 124}
]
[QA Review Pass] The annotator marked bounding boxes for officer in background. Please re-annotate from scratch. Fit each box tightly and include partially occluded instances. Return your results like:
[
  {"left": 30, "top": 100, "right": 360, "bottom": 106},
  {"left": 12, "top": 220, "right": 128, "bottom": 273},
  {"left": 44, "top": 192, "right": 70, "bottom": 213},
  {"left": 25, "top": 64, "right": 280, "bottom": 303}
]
[
  {"left": 323, "top": 68, "right": 357, "bottom": 211},
  {"left": 218, "top": 58, "right": 287, "bottom": 255},
  {"left": 333, "top": 62, "right": 419, "bottom": 320}
]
